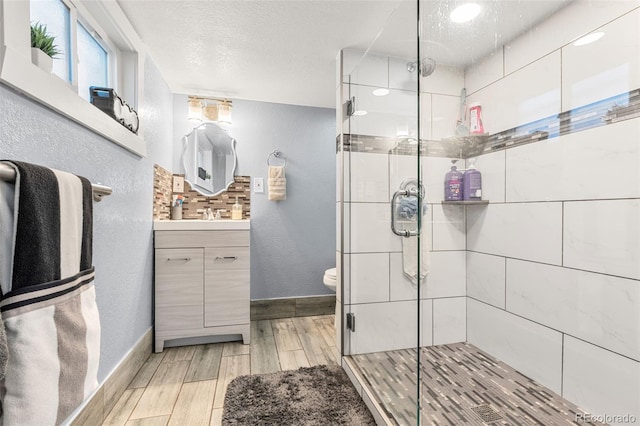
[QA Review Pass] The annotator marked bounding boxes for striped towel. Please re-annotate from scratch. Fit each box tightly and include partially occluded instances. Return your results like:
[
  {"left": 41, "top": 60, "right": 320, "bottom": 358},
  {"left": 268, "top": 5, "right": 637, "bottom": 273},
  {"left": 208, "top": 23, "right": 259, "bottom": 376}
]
[
  {"left": 268, "top": 166, "right": 286, "bottom": 201},
  {"left": 0, "top": 160, "right": 100, "bottom": 425}
]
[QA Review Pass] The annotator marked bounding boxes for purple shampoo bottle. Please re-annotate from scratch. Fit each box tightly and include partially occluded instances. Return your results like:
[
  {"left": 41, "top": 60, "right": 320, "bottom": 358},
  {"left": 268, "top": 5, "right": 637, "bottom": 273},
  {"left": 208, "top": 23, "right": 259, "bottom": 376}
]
[
  {"left": 463, "top": 158, "right": 482, "bottom": 200},
  {"left": 444, "top": 160, "right": 463, "bottom": 201}
]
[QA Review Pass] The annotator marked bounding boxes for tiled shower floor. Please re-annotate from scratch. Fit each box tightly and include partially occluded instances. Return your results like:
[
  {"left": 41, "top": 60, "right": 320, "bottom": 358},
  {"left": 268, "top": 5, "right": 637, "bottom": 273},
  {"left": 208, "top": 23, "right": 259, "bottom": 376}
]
[{"left": 350, "top": 342, "right": 605, "bottom": 426}]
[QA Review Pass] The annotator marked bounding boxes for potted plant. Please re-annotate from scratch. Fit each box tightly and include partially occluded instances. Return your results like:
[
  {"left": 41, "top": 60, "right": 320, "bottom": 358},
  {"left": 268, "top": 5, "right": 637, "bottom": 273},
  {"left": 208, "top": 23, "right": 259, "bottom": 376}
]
[{"left": 30, "top": 22, "right": 61, "bottom": 73}]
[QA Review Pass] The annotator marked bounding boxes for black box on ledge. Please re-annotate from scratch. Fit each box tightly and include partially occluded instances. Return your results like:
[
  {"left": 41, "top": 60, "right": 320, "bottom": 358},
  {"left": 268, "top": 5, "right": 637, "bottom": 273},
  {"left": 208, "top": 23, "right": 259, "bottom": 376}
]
[{"left": 89, "top": 86, "right": 140, "bottom": 134}]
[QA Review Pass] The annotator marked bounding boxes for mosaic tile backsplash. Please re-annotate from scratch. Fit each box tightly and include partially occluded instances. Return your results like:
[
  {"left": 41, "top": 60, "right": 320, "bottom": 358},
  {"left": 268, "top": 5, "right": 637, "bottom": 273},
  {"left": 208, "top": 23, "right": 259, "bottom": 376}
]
[{"left": 153, "top": 164, "right": 250, "bottom": 220}]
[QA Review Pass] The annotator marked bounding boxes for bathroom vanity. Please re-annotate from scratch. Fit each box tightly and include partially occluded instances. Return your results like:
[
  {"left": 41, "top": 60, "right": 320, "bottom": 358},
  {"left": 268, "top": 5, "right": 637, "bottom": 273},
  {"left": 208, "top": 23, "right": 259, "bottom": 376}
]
[{"left": 153, "top": 220, "right": 250, "bottom": 352}]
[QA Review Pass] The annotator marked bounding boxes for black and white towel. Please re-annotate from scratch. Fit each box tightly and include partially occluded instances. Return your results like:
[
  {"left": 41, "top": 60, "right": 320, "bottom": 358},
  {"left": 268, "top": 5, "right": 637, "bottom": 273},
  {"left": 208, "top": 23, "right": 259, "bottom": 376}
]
[{"left": 0, "top": 160, "right": 100, "bottom": 425}]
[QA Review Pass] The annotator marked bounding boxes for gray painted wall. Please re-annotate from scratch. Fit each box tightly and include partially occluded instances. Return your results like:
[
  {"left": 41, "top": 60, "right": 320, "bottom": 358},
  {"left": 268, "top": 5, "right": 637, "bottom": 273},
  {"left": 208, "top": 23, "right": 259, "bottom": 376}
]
[
  {"left": 173, "top": 96, "right": 336, "bottom": 300},
  {"left": 0, "top": 55, "right": 173, "bottom": 383}
]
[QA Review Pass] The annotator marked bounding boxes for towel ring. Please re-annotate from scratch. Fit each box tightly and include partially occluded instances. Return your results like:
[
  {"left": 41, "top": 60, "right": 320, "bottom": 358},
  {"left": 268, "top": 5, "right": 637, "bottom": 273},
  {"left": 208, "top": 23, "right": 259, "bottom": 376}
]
[{"left": 267, "top": 150, "right": 287, "bottom": 167}]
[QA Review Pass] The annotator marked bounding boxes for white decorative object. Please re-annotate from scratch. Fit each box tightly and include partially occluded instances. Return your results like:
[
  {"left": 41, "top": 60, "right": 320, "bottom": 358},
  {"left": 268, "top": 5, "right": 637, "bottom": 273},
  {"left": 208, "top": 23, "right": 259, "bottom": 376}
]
[{"left": 31, "top": 47, "right": 53, "bottom": 73}]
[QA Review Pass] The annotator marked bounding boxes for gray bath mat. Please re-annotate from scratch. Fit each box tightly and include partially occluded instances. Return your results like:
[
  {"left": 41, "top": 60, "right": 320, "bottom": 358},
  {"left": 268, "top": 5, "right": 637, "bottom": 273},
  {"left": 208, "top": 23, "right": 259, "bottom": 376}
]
[{"left": 222, "top": 364, "right": 376, "bottom": 425}]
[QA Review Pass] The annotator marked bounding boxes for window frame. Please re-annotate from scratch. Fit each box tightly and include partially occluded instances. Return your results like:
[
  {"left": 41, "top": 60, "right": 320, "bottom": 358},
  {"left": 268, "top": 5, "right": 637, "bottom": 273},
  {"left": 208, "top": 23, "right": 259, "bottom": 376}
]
[{"left": 0, "top": 0, "right": 146, "bottom": 157}]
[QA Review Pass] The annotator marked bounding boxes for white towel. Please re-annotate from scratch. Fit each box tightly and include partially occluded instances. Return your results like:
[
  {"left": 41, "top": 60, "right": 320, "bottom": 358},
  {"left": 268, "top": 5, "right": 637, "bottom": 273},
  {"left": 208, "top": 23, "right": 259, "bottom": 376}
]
[
  {"left": 401, "top": 222, "right": 431, "bottom": 286},
  {"left": 0, "top": 160, "right": 100, "bottom": 425},
  {"left": 268, "top": 166, "right": 286, "bottom": 201},
  {"left": 269, "top": 166, "right": 285, "bottom": 179}
]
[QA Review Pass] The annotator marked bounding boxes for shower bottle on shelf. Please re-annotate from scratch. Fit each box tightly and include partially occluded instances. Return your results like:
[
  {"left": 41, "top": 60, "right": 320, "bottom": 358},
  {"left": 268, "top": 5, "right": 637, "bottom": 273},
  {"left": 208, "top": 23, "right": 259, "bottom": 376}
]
[
  {"left": 463, "top": 158, "right": 482, "bottom": 200},
  {"left": 444, "top": 160, "right": 463, "bottom": 201}
]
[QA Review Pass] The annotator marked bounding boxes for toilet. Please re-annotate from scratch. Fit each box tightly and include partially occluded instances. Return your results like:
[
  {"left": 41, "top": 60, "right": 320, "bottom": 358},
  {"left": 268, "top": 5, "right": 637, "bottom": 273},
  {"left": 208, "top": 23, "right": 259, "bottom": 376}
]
[{"left": 323, "top": 268, "right": 336, "bottom": 292}]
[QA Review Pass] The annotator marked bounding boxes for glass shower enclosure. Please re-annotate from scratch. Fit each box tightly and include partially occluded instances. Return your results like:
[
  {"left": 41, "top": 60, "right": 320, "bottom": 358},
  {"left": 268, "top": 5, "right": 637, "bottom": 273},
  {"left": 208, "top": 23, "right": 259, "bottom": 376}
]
[{"left": 336, "top": 0, "right": 640, "bottom": 424}]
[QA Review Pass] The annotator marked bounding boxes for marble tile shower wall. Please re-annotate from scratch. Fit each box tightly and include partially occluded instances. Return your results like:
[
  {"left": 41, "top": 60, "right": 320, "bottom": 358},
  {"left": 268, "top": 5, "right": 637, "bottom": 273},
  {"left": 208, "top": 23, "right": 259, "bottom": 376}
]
[
  {"left": 464, "top": 3, "right": 640, "bottom": 422},
  {"left": 337, "top": 49, "right": 467, "bottom": 355}
]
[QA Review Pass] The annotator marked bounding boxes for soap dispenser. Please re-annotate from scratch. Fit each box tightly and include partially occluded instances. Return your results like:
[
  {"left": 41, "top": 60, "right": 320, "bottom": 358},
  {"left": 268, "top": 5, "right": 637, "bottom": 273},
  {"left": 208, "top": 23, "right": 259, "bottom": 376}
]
[
  {"left": 463, "top": 158, "right": 482, "bottom": 200},
  {"left": 231, "top": 196, "right": 243, "bottom": 220},
  {"left": 444, "top": 160, "right": 463, "bottom": 201}
]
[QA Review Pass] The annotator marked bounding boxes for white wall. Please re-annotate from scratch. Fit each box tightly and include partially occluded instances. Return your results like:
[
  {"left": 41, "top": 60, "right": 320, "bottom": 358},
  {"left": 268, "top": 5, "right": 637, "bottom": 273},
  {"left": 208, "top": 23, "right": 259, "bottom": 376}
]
[{"left": 465, "top": 3, "right": 640, "bottom": 422}]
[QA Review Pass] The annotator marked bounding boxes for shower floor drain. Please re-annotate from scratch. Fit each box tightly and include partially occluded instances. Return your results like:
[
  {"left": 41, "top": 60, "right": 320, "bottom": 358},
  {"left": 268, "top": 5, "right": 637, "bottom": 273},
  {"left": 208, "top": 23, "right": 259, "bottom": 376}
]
[{"left": 471, "top": 404, "right": 503, "bottom": 423}]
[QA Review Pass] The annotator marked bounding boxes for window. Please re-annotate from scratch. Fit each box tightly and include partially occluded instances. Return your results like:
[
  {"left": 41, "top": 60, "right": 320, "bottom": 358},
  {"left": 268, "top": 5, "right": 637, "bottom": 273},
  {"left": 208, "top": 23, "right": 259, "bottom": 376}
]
[
  {"left": 30, "top": 0, "right": 71, "bottom": 82},
  {"left": 0, "top": 0, "right": 147, "bottom": 156},
  {"left": 77, "top": 23, "right": 108, "bottom": 101},
  {"left": 30, "top": 0, "right": 113, "bottom": 103}
]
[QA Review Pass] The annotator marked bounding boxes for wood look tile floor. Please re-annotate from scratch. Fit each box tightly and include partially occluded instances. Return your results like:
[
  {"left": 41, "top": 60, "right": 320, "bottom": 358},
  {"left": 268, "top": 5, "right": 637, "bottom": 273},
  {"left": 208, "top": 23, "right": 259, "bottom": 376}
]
[{"left": 102, "top": 315, "right": 337, "bottom": 426}]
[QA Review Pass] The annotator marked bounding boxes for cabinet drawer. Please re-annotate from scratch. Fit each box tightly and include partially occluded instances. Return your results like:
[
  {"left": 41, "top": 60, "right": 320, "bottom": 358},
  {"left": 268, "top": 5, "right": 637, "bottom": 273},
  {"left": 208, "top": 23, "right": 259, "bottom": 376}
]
[
  {"left": 155, "top": 231, "right": 249, "bottom": 248},
  {"left": 204, "top": 247, "right": 249, "bottom": 328}
]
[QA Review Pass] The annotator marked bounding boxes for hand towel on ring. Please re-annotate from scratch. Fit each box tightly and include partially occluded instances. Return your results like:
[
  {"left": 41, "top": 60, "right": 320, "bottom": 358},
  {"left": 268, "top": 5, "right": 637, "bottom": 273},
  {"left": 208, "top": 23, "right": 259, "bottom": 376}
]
[{"left": 268, "top": 166, "right": 286, "bottom": 201}]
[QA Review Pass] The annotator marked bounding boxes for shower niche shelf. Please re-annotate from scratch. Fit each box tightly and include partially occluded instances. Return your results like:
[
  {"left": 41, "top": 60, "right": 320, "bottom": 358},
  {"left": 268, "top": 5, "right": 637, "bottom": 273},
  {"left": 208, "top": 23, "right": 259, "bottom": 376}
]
[{"left": 441, "top": 200, "right": 489, "bottom": 205}]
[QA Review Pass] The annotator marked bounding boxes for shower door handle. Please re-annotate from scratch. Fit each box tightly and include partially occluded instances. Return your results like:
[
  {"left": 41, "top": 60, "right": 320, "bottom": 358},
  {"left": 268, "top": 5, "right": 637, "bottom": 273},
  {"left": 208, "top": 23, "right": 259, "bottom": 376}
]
[{"left": 391, "top": 189, "right": 419, "bottom": 238}]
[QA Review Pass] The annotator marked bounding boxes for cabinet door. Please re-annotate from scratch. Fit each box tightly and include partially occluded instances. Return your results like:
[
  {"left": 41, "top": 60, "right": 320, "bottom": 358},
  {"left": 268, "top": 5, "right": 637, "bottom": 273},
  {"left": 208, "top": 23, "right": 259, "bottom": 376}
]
[
  {"left": 204, "top": 247, "right": 249, "bottom": 327},
  {"left": 155, "top": 248, "right": 204, "bottom": 331}
]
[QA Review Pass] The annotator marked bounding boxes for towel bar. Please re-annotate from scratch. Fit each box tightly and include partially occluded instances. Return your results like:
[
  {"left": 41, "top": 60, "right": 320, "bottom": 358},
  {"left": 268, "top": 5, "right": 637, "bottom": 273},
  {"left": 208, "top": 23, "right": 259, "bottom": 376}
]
[{"left": 0, "top": 163, "right": 113, "bottom": 202}]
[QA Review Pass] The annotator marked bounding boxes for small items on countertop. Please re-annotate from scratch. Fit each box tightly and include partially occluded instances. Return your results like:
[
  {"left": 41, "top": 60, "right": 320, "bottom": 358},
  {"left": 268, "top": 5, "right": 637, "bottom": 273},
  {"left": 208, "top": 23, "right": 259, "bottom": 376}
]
[
  {"left": 170, "top": 195, "right": 183, "bottom": 220},
  {"left": 232, "top": 196, "right": 243, "bottom": 220},
  {"left": 202, "top": 207, "right": 215, "bottom": 220}
]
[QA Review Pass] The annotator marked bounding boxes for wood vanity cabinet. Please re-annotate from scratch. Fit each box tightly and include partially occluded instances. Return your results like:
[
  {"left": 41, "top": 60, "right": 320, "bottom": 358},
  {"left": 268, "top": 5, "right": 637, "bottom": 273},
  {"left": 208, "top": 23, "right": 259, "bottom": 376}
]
[{"left": 153, "top": 230, "right": 250, "bottom": 352}]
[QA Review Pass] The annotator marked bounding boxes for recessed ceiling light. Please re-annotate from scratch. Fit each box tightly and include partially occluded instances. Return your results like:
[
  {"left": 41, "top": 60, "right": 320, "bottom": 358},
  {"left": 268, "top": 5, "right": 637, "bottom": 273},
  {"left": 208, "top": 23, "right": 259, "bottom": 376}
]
[
  {"left": 450, "top": 3, "right": 481, "bottom": 23},
  {"left": 573, "top": 32, "right": 604, "bottom": 46},
  {"left": 353, "top": 110, "right": 368, "bottom": 116},
  {"left": 373, "top": 88, "right": 389, "bottom": 96}
]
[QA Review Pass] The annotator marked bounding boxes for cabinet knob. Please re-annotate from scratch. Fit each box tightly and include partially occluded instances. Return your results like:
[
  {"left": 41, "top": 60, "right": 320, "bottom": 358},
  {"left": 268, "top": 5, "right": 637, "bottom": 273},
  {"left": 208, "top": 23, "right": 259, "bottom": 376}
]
[
  {"left": 166, "top": 257, "right": 191, "bottom": 262},
  {"left": 214, "top": 256, "right": 238, "bottom": 261}
]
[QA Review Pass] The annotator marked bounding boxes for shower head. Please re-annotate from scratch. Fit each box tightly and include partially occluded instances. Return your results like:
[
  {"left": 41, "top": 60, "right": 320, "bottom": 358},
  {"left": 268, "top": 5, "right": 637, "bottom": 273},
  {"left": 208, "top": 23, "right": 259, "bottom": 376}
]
[{"left": 407, "top": 58, "right": 436, "bottom": 77}]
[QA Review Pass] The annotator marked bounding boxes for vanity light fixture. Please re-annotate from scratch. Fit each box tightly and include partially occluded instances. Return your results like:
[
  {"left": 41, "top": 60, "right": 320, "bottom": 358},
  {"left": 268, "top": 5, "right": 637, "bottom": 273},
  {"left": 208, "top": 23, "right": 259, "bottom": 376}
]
[
  {"left": 187, "top": 97, "right": 203, "bottom": 122},
  {"left": 450, "top": 3, "right": 481, "bottom": 23},
  {"left": 203, "top": 100, "right": 219, "bottom": 122},
  {"left": 217, "top": 100, "right": 232, "bottom": 124},
  {"left": 188, "top": 96, "right": 233, "bottom": 125},
  {"left": 373, "top": 88, "right": 390, "bottom": 96},
  {"left": 573, "top": 32, "right": 604, "bottom": 46}
]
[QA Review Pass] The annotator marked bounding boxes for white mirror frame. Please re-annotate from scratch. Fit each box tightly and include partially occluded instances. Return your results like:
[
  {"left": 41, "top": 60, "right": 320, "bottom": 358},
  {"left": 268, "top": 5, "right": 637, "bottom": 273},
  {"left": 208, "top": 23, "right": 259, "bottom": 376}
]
[{"left": 181, "top": 122, "right": 237, "bottom": 196}]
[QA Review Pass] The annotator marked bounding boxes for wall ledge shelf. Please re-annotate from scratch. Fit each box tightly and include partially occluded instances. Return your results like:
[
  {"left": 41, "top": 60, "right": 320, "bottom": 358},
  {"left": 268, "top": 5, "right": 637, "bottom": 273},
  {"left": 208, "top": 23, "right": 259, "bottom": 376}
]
[
  {"left": 0, "top": 45, "right": 146, "bottom": 157},
  {"left": 441, "top": 200, "right": 490, "bottom": 205}
]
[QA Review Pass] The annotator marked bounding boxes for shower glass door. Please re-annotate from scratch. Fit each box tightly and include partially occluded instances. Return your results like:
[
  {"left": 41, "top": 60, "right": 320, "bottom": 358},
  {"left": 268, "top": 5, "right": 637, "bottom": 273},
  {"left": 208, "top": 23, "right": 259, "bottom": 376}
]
[
  {"left": 416, "top": 1, "right": 640, "bottom": 425},
  {"left": 338, "top": 0, "right": 424, "bottom": 423},
  {"left": 342, "top": 0, "right": 640, "bottom": 424}
]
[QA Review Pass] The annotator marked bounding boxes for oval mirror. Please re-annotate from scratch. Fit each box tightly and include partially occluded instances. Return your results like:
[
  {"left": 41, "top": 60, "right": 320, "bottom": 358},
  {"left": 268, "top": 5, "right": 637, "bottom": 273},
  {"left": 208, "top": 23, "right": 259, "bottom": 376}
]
[{"left": 181, "top": 122, "right": 237, "bottom": 196}]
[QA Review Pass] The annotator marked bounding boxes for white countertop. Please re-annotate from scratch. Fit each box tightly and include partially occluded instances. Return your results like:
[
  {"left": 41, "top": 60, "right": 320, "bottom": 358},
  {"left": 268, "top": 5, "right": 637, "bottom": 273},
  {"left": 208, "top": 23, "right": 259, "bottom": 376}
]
[{"left": 154, "top": 219, "right": 250, "bottom": 231}]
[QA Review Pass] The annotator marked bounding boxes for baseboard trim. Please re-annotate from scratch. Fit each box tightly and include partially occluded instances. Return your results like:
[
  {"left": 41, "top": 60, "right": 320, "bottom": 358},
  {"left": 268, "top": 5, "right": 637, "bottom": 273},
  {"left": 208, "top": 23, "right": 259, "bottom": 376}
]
[
  {"left": 69, "top": 327, "right": 153, "bottom": 425},
  {"left": 251, "top": 295, "right": 336, "bottom": 320}
]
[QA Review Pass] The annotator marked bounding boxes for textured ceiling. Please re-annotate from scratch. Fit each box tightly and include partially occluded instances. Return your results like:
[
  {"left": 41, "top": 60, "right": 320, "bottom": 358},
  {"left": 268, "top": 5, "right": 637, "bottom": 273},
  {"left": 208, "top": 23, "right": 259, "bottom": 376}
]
[{"left": 118, "top": 0, "right": 570, "bottom": 108}]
